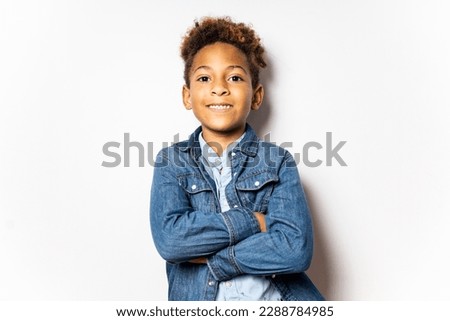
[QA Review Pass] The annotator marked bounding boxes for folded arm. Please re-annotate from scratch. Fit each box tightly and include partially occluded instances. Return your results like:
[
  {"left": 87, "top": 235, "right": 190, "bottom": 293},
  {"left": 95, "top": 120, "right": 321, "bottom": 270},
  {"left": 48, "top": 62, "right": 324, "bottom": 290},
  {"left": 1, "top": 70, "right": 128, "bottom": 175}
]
[
  {"left": 206, "top": 153, "right": 314, "bottom": 281},
  {"left": 150, "top": 149, "right": 262, "bottom": 263}
]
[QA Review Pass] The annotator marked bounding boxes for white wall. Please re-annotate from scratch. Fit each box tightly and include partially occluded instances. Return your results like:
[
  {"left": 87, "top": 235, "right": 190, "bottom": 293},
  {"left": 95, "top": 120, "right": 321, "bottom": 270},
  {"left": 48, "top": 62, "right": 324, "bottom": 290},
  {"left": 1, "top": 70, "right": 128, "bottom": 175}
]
[{"left": 1, "top": 0, "right": 449, "bottom": 300}]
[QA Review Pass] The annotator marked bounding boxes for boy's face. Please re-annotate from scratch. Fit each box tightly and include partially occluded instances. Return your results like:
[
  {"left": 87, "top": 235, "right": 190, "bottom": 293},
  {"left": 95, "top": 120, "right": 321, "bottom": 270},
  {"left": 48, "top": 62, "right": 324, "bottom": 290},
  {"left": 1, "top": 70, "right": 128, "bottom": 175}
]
[{"left": 182, "top": 42, "right": 263, "bottom": 141}]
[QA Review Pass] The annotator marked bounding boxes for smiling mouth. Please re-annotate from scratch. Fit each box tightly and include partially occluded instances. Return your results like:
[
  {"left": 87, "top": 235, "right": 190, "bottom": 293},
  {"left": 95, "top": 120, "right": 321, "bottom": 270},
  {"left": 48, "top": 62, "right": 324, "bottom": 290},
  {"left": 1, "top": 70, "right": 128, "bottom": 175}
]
[{"left": 207, "top": 104, "right": 232, "bottom": 110}]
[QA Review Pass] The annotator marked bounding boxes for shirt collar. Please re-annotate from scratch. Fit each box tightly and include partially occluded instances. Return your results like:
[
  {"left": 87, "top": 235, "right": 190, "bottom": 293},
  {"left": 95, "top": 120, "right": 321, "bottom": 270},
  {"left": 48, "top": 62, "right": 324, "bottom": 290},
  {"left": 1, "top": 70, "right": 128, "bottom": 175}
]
[
  {"left": 198, "top": 131, "right": 245, "bottom": 169},
  {"left": 179, "top": 123, "right": 260, "bottom": 159}
]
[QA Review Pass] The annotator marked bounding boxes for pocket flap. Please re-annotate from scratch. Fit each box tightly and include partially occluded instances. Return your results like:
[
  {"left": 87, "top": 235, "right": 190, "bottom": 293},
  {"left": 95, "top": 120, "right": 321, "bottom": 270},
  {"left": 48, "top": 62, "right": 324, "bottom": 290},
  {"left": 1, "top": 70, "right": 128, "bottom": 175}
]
[
  {"left": 178, "top": 174, "right": 211, "bottom": 194},
  {"left": 235, "top": 170, "right": 279, "bottom": 191}
]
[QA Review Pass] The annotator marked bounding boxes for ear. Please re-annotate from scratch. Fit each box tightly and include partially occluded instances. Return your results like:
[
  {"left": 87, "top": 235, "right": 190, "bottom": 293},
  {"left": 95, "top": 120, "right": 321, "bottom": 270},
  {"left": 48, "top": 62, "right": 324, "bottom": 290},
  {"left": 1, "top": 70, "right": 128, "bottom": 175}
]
[
  {"left": 182, "top": 85, "right": 192, "bottom": 110},
  {"left": 251, "top": 84, "right": 264, "bottom": 111}
]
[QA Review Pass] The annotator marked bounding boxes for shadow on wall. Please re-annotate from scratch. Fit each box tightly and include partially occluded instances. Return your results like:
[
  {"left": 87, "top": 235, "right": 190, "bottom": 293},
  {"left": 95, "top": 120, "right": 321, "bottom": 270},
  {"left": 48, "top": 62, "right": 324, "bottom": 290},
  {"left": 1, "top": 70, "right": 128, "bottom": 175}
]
[
  {"left": 248, "top": 54, "right": 333, "bottom": 300},
  {"left": 303, "top": 183, "right": 333, "bottom": 300},
  {"left": 247, "top": 55, "right": 273, "bottom": 136}
]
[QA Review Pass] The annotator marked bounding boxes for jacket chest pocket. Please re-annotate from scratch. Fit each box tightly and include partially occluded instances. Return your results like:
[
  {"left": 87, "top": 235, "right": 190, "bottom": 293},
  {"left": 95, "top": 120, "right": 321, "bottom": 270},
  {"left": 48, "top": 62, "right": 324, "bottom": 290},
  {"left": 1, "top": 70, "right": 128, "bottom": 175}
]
[
  {"left": 235, "top": 170, "right": 279, "bottom": 213},
  {"left": 178, "top": 174, "right": 216, "bottom": 212}
]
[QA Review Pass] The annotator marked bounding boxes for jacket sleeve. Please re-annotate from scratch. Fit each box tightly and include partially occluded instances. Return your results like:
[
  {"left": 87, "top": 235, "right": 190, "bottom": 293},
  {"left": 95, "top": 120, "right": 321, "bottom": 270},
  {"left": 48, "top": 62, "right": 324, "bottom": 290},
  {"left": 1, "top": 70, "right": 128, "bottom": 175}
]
[
  {"left": 206, "top": 151, "right": 314, "bottom": 281},
  {"left": 150, "top": 149, "right": 261, "bottom": 263}
]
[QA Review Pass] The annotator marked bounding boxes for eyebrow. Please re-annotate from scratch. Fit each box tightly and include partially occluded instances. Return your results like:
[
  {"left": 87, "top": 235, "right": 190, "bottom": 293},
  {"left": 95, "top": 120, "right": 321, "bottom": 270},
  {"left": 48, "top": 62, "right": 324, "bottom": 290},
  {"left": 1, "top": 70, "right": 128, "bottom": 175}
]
[{"left": 193, "top": 65, "right": 248, "bottom": 74}]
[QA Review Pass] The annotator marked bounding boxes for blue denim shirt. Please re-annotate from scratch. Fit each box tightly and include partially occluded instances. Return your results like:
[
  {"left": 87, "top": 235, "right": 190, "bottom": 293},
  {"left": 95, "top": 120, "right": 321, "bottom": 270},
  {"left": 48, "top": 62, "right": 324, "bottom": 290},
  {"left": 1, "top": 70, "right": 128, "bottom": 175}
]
[
  {"left": 198, "top": 132, "right": 282, "bottom": 301},
  {"left": 150, "top": 124, "right": 324, "bottom": 301}
]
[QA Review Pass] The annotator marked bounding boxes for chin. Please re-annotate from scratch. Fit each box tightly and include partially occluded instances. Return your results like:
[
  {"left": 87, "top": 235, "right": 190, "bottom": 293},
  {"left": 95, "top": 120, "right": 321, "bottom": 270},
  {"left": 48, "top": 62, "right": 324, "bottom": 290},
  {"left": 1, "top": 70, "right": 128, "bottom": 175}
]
[{"left": 209, "top": 124, "right": 243, "bottom": 134}]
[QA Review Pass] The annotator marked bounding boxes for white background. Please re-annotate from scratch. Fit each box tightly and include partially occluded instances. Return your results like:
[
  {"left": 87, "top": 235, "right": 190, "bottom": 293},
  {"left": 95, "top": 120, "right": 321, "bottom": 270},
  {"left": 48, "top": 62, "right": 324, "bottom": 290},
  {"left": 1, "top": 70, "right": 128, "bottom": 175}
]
[{"left": 1, "top": 0, "right": 449, "bottom": 300}]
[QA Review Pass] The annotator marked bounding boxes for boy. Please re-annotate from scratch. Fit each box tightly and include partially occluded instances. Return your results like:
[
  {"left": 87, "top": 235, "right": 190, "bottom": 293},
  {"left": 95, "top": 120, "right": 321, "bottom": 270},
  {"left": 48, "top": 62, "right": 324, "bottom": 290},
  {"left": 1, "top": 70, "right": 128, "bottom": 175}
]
[{"left": 150, "top": 17, "right": 323, "bottom": 301}]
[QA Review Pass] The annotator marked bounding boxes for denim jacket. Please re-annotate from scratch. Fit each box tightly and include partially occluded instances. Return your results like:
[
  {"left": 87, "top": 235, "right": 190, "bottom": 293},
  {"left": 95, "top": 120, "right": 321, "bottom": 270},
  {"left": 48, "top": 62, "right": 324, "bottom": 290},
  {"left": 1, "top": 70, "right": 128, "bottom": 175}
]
[{"left": 150, "top": 124, "right": 324, "bottom": 301}]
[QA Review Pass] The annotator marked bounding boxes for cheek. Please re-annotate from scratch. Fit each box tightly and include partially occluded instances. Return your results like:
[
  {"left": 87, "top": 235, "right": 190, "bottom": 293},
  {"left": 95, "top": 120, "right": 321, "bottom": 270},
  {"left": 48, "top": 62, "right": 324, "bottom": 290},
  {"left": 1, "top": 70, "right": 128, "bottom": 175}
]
[
  {"left": 190, "top": 87, "right": 207, "bottom": 102},
  {"left": 241, "top": 90, "right": 254, "bottom": 106}
]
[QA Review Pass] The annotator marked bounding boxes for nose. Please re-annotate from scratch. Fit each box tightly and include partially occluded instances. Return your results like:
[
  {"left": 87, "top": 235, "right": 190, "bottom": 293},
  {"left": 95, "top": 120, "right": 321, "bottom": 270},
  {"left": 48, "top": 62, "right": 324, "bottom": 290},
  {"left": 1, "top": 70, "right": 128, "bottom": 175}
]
[{"left": 211, "top": 79, "right": 229, "bottom": 96}]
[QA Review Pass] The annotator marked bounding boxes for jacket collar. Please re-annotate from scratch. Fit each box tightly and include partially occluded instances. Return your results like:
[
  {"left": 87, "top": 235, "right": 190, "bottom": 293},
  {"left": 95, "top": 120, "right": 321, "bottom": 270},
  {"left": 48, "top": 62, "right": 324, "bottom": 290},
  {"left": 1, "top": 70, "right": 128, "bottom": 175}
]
[{"left": 179, "top": 123, "right": 259, "bottom": 159}]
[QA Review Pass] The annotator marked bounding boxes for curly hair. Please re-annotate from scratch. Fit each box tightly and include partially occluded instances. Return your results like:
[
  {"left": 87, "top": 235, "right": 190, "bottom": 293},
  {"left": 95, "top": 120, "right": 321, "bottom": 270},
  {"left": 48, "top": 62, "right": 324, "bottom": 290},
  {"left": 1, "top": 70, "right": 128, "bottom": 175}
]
[{"left": 180, "top": 16, "right": 266, "bottom": 89}]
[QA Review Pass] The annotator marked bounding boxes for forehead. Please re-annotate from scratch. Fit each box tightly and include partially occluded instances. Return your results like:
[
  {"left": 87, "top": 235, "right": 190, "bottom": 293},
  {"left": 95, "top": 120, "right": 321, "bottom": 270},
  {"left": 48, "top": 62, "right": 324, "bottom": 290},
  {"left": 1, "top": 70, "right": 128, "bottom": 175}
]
[{"left": 191, "top": 42, "right": 250, "bottom": 71}]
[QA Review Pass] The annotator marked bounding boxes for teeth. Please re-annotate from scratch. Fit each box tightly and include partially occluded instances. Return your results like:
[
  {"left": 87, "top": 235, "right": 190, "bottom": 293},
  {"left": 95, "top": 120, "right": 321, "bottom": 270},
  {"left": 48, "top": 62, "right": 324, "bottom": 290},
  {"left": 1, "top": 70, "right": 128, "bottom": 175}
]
[{"left": 208, "top": 104, "right": 232, "bottom": 109}]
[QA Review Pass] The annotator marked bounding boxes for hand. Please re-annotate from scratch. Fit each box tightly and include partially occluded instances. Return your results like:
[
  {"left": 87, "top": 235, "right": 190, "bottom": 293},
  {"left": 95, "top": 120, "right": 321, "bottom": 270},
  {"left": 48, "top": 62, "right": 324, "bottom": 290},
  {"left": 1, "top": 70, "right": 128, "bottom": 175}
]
[
  {"left": 189, "top": 257, "right": 207, "bottom": 264},
  {"left": 254, "top": 212, "right": 267, "bottom": 232}
]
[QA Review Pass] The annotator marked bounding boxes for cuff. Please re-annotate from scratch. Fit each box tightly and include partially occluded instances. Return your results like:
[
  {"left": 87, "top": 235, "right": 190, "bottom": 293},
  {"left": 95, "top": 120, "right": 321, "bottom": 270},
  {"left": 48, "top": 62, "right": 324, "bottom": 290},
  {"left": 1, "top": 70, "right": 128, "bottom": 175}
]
[
  {"left": 220, "top": 207, "right": 260, "bottom": 245},
  {"left": 207, "top": 245, "right": 242, "bottom": 281}
]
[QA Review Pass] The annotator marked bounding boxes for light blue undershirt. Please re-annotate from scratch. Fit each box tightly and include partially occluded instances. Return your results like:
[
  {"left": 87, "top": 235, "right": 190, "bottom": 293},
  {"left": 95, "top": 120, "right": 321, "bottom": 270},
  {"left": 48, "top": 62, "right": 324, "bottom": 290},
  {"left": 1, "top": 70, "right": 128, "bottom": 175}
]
[{"left": 199, "top": 132, "right": 281, "bottom": 301}]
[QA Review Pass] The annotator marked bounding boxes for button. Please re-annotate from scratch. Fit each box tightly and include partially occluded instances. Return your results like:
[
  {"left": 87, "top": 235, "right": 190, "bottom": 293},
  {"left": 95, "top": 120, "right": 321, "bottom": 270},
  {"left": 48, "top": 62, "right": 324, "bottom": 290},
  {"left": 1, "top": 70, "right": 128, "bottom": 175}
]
[
  {"left": 208, "top": 281, "right": 214, "bottom": 286},
  {"left": 233, "top": 205, "right": 238, "bottom": 208},
  {"left": 254, "top": 181, "right": 260, "bottom": 187},
  {"left": 272, "top": 274, "right": 276, "bottom": 279},
  {"left": 191, "top": 184, "right": 197, "bottom": 190},
  {"left": 225, "top": 281, "right": 232, "bottom": 287},
  {"left": 233, "top": 173, "right": 237, "bottom": 176},
  {"left": 231, "top": 152, "right": 236, "bottom": 157}
]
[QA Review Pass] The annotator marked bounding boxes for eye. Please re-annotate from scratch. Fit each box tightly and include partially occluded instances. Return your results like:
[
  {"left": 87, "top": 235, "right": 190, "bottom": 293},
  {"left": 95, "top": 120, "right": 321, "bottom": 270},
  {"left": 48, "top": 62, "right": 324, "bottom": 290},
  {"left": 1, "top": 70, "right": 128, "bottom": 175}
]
[
  {"left": 229, "top": 75, "right": 243, "bottom": 82},
  {"left": 197, "top": 76, "right": 210, "bottom": 82}
]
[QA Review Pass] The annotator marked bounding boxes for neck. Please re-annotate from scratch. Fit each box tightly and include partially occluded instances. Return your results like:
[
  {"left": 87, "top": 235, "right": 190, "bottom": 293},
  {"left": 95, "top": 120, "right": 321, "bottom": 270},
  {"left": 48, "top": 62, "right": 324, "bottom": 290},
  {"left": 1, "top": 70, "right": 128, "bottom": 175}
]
[{"left": 201, "top": 126, "right": 245, "bottom": 156}]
